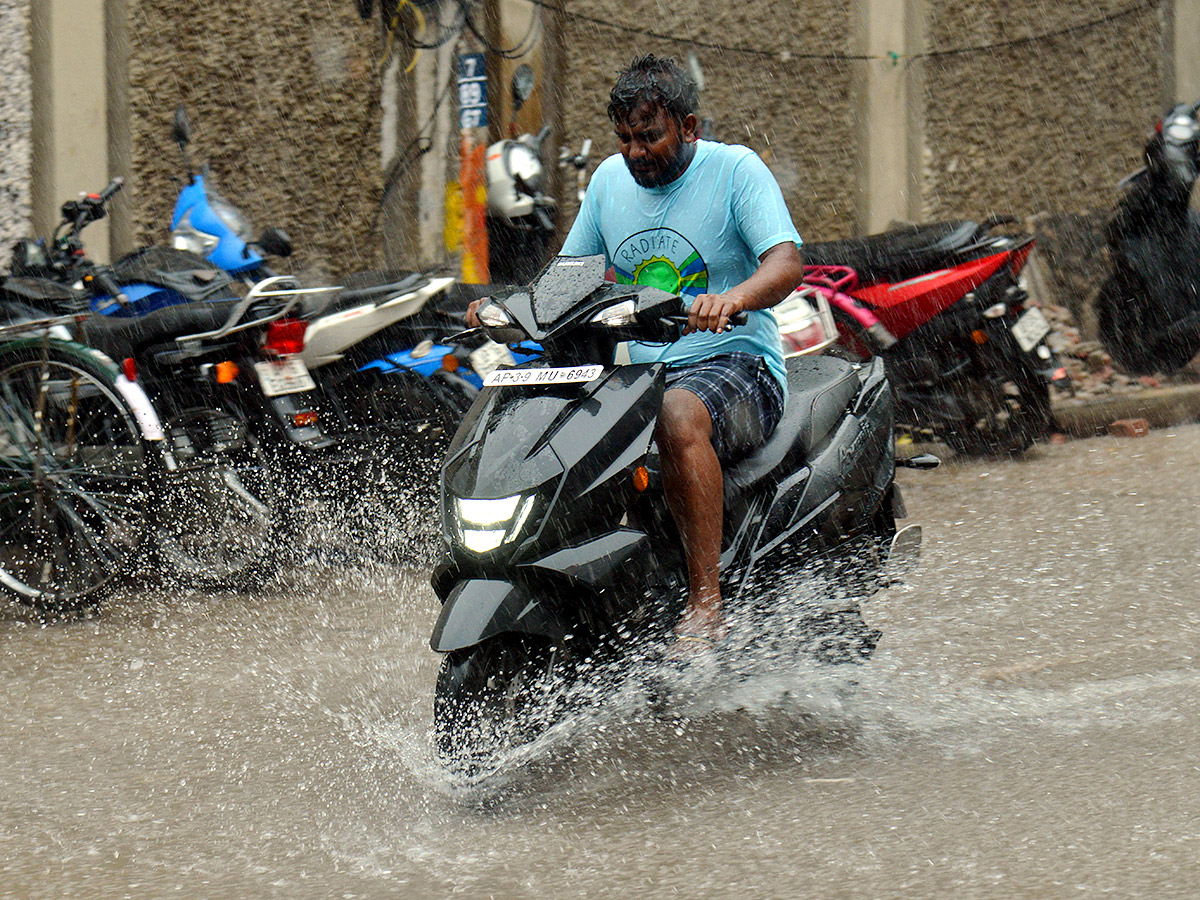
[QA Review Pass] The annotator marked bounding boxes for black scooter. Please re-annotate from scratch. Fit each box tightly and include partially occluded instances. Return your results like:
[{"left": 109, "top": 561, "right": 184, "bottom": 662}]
[
  {"left": 428, "top": 256, "right": 930, "bottom": 772},
  {"left": 1097, "top": 99, "right": 1200, "bottom": 375}
]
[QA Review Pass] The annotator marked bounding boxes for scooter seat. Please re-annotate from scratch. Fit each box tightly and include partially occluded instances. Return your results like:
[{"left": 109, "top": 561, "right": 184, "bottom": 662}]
[
  {"left": 803, "top": 220, "right": 983, "bottom": 284},
  {"left": 78, "top": 302, "right": 233, "bottom": 358},
  {"left": 724, "top": 355, "right": 860, "bottom": 493}
]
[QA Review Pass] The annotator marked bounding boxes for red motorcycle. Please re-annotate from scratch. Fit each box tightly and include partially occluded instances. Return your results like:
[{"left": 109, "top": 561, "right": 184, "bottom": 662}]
[{"left": 789, "top": 218, "right": 1063, "bottom": 455}]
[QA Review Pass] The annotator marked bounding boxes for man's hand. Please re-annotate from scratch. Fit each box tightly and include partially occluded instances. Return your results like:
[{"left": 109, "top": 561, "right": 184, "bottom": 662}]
[
  {"left": 685, "top": 291, "right": 746, "bottom": 335},
  {"left": 465, "top": 297, "right": 488, "bottom": 328}
]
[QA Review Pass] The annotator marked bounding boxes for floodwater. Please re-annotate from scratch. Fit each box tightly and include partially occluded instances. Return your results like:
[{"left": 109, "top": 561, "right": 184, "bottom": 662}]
[{"left": 3, "top": 424, "right": 1200, "bottom": 898}]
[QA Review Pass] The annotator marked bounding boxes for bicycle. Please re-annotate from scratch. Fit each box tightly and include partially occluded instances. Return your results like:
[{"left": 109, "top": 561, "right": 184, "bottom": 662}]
[{"left": 0, "top": 316, "right": 169, "bottom": 611}]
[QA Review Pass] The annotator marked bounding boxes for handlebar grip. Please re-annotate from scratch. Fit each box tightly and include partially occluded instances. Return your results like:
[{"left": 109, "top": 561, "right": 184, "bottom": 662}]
[
  {"left": 98, "top": 177, "right": 125, "bottom": 202},
  {"left": 86, "top": 268, "right": 128, "bottom": 306}
]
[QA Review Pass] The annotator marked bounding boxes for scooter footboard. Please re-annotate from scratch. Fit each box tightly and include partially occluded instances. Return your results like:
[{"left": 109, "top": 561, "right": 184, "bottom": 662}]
[{"left": 430, "top": 579, "right": 571, "bottom": 652}]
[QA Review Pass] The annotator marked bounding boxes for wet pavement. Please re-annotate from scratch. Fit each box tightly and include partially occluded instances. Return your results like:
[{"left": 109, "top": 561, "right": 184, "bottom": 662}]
[{"left": 3, "top": 424, "right": 1200, "bottom": 898}]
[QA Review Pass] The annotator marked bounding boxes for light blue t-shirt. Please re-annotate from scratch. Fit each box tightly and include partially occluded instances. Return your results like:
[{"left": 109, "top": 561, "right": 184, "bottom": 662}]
[{"left": 559, "top": 139, "right": 802, "bottom": 395}]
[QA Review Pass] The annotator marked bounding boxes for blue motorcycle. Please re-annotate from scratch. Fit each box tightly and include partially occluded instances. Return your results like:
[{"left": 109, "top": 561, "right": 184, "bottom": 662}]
[{"left": 166, "top": 105, "right": 540, "bottom": 414}]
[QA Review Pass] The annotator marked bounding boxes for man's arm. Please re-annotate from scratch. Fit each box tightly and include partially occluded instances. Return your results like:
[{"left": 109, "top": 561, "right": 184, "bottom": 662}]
[{"left": 684, "top": 241, "right": 804, "bottom": 335}]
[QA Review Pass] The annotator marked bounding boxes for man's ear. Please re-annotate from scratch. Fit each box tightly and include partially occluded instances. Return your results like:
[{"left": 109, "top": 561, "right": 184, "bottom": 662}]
[{"left": 681, "top": 113, "right": 700, "bottom": 143}]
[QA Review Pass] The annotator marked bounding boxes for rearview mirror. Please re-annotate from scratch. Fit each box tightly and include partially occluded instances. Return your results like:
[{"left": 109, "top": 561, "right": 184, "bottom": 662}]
[
  {"left": 512, "top": 64, "right": 536, "bottom": 113},
  {"left": 172, "top": 105, "right": 192, "bottom": 148},
  {"left": 257, "top": 227, "right": 293, "bottom": 259}
]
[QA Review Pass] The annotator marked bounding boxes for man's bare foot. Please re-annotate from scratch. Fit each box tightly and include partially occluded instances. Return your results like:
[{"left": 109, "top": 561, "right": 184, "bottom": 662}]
[{"left": 668, "top": 602, "right": 728, "bottom": 659}]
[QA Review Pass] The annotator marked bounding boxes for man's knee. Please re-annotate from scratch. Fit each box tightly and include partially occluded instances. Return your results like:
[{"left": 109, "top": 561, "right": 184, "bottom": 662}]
[{"left": 657, "top": 389, "right": 713, "bottom": 456}]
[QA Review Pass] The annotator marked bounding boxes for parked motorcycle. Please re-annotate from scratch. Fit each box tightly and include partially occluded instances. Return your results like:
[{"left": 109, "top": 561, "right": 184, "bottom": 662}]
[
  {"left": 486, "top": 125, "right": 557, "bottom": 286},
  {"left": 3, "top": 180, "right": 323, "bottom": 586},
  {"left": 1096, "top": 99, "right": 1200, "bottom": 375},
  {"left": 427, "top": 255, "right": 930, "bottom": 773},
  {"left": 799, "top": 218, "right": 1060, "bottom": 455},
  {"left": 165, "top": 106, "right": 539, "bottom": 448}
]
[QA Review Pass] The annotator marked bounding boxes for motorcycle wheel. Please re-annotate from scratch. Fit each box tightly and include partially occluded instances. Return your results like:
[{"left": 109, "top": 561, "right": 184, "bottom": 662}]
[
  {"left": 155, "top": 406, "right": 277, "bottom": 589},
  {"left": 1096, "top": 275, "right": 1200, "bottom": 375},
  {"left": 941, "top": 369, "right": 1051, "bottom": 457},
  {"left": 434, "top": 636, "right": 573, "bottom": 776}
]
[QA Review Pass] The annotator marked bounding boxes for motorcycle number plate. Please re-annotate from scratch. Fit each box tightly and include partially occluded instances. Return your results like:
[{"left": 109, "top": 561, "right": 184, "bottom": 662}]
[
  {"left": 253, "top": 358, "right": 317, "bottom": 397},
  {"left": 469, "top": 340, "right": 515, "bottom": 378},
  {"left": 1012, "top": 307, "right": 1051, "bottom": 353},
  {"left": 484, "top": 364, "right": 604, "bottom": 387}
]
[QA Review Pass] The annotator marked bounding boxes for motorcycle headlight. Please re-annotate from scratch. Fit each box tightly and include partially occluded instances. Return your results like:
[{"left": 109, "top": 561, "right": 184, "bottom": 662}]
[
  {"left": 172, "top": 210, "right": 220, "bottom": 255},
  {"left": 454, "top": 493, "right": 536, "bottom": 553},
  {"left": 209, "top": 195, "right": 254, "bottom": 241},
  {"left": 590, "top": 299, "right": 637, "bottom": 327}
]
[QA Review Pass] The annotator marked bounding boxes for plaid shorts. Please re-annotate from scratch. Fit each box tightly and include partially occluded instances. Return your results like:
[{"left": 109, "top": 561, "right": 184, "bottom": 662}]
[{"left": 664, "top": 351, "right": 785, "bottom": 464}]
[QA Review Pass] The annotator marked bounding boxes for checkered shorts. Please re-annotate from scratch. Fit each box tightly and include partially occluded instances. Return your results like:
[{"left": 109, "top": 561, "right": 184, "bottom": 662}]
[{"left": 664, "top": 351, "right": 785, "bottom": 463}]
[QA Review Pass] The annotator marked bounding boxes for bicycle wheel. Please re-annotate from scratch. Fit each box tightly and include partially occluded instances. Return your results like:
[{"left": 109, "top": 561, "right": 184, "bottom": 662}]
[{"left": 0, "top": 341, "right": 151, "bottom": 611}]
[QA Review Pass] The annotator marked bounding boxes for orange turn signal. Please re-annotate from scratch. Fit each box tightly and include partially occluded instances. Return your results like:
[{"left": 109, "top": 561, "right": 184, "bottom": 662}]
[
  {"left": 632, "top": 465, "right": 649, "bottom": 492},
  {"left": 971, "top": 329, "right": 989, "bottom": 345},
  {"left": 214, "top": 361, "right": 239, "bottom": 384},
  {"left": 292, "top": 411, "right": 319, "bottom": 427},
  {"left": 441, "top": 353, "right": 460, "bottom": 372}
]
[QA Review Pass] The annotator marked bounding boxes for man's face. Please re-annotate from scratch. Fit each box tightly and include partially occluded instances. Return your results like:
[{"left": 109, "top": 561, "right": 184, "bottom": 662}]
[{"left": 614, "top": 103, "right": 696, "bottom": 188}]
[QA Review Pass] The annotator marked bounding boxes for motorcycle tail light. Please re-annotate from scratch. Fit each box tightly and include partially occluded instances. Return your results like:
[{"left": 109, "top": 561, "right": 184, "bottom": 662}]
[
  {"left": 292, "top": 411, "right": 319, "bottom": 427},
  {"left": 121, "top": 357, "right": 137, "bottom": 382},
  {"left": 264, "top": 318, "right": 308, "bottom": 355}
]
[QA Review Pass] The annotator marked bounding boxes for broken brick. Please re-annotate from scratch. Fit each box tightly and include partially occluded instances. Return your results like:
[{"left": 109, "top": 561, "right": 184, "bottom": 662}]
[{"left": 1108, "top": 418, "right": 1149, "bottom": 437}]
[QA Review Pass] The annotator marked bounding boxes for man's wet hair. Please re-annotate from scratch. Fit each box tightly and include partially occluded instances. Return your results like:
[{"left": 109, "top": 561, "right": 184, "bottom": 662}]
[{"left": 607, "top": 54, "right": 699, "bottom": 127}]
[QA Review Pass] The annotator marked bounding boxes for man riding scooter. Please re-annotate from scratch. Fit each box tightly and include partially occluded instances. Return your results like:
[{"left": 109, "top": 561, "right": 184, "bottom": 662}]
[{"left": 469, "top": 53, "right": 804, "bottom": 657}]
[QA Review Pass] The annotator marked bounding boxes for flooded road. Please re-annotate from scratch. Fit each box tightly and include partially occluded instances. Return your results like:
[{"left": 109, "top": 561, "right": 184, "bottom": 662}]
[{"left": 3, "top": 425, "right": 1200, "bottom": 898}]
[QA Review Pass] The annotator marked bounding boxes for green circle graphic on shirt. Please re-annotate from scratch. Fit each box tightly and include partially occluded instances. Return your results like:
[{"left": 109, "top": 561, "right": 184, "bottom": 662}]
[{"left": 611, "top": 228, "right": 708, "bottom": 297}]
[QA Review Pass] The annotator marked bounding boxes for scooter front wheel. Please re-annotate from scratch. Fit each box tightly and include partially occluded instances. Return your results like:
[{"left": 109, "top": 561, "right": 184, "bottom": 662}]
[{"left": 434, "top": 636, "right": 573, "bottom": 776}]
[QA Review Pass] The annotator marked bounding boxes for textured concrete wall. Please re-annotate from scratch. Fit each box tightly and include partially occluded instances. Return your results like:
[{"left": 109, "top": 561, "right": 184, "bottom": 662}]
[
  {"left": 124, "top": 1, "right": 383, "bottom": 281},
  {"left": 555, "top": 0, "right": 858, "bottom": 243},
  {"left": 921, "top": 1, "right": 1165, "bottom": 221},
  {"left": 0, "top": 0, "right": 30, "bottom": 264}
]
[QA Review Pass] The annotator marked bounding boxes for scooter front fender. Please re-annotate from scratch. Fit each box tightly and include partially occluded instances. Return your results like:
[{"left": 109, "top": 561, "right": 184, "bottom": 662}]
[{"left": 430, "top": 579, "right": 569, "bottom": 652}]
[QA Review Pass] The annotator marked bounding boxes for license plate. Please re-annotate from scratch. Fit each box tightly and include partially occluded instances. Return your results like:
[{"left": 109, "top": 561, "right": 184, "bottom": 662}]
[
  {"left": 1012, "top": 307, "right": 1051, "bottom": 353},
  {"left": 483, "top": 364, "right": 604, "bottom": 387},
  {"left": 469, "top": 340, "right": 514, "bottom": 378},
  {"left": 253, "top": 358, "right": 317, "bottom": 397}
]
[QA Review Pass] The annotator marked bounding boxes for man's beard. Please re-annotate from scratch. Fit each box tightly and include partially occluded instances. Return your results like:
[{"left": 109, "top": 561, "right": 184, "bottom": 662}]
[{"left": 625, "top": 143, "right": 695, "bottom": 188}]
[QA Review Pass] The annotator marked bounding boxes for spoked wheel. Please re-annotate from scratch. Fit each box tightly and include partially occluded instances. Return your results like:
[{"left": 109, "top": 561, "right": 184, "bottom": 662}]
[
  {"left": 941, "top": 372, "right": 1051, "bottom": 457},
  {"left": 155, "top": 407, "right": 277, "bottom": 588},
  {"left": 434, "top": 636, "right": 575, "bottom": 776},
  {"left": 0, "top": 343, "right": 152, "bottom": 611}
]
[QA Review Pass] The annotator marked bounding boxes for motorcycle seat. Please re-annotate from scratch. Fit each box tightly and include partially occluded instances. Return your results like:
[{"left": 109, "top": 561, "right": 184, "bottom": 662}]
[
  {"left": 803, "top": 220, "right": 983, "bottom": 284},
  {"left": 725, "top": 355, "right": 860, "bottom": 494},
  {"left": 78, "top": 302, "right": 233, "bottom": 358},
  {"left": 1, "top": 276, "right": 91, "bottom": 314},
  {"left": 304, "top": 270, "right": 427, "bottom": 317}
]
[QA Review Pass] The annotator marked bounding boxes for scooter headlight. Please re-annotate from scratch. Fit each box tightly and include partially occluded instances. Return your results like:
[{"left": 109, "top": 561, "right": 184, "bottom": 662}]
[
  {"left": 590, "top": 299, "right": 637, "bottom": 327},
  {"left": 454, "top": 494, "right": 536, "bottom": 553},
  {"left": 172, "top": 210, "right": 220, "bottom": 256}
]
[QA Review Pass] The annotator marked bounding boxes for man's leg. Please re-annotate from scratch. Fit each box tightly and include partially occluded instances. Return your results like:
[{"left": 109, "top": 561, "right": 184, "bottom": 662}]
[{"left": 656, "top": 387, "right": 727, "bottom": 645}]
